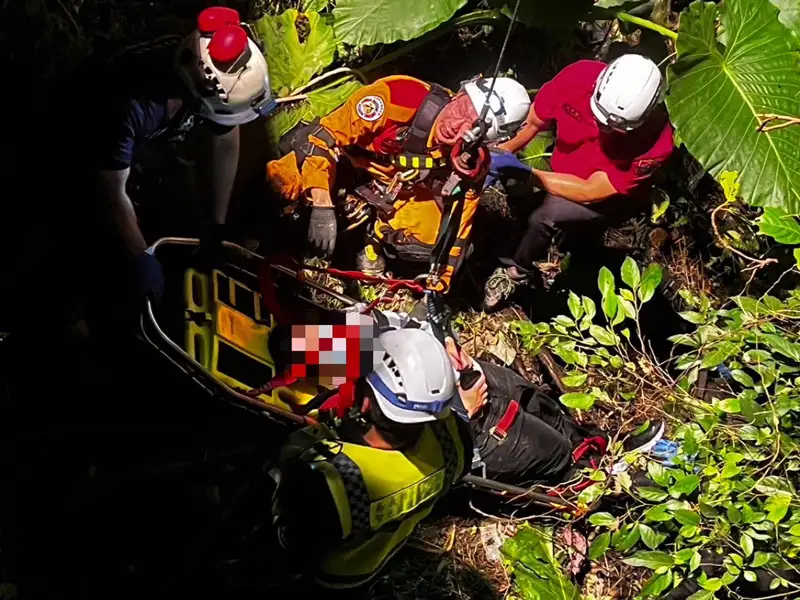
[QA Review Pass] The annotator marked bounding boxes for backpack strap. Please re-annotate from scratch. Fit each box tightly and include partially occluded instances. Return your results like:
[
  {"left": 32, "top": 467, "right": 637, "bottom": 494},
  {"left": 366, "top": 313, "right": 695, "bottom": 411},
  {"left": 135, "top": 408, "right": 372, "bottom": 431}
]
[{"left": 404, "top": 84, "right": 451, "bottom": 155}]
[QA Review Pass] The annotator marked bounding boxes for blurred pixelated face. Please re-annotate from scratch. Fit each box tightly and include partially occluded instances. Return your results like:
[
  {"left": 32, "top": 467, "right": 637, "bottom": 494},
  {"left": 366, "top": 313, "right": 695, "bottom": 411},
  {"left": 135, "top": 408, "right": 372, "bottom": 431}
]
[{"left": 288, "top": 313, "right": 382, "bottom": 385}]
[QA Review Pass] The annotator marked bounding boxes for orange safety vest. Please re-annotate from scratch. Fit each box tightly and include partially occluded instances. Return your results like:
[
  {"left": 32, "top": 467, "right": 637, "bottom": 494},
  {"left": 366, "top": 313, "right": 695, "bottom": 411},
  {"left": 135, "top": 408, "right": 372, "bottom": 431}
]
[{"left": 266, "top": 75, "right": 480, "bottom": 292}]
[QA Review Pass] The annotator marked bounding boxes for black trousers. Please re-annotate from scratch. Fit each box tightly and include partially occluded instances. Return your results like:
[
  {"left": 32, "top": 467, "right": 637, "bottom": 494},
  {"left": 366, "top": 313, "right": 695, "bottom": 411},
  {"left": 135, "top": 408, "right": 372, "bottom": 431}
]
[
  {"left": 472, "top": 361, "right": 593, "bottom": 484},
  {"left": 511, "top": 192, "right": 644, "bottom": 270}
]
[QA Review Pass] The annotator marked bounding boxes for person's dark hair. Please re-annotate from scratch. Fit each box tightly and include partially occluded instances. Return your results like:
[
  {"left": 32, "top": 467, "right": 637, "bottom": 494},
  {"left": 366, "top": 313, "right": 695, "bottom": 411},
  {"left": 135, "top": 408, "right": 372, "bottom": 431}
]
[{"left": 357, "top": 379, "right": 425, "bottom": 449}]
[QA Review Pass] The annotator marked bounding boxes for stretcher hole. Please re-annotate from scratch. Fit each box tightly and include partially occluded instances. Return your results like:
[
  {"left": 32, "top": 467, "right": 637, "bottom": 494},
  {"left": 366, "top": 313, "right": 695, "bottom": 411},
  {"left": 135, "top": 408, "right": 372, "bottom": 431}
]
[
  {"left": 194, "top": 333, "right": 206, "bottom": 366},
  {"left": 233, "top": 282, "right": 256, "bottom": 319},
  {"left": 216, "top": 272, "right": 232, "bottom": 306},
  {"left": 217, "top": 340, "right": 273, "bottom": 389},
  {"left": 192, "top": 276, "right": 204, "bottom": 308}
]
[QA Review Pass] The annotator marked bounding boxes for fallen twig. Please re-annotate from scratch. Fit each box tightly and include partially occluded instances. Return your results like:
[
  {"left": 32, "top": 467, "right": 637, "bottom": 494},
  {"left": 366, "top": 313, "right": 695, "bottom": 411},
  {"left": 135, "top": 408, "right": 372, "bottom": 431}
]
[
  {"left": 756, "top": 113, "right": 800, "bottom": 133},
  {"left": 711, "top": 201, "right": 777, "bottom": 271}
]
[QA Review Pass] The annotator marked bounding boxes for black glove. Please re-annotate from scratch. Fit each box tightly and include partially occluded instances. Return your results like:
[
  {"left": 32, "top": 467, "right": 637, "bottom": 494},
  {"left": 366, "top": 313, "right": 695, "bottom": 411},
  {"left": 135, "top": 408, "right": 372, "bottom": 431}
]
[
  {"left": 133, "top": 252, "right": 165, "bottom": 301},
  {"left": 308, "top": 206, "right": 337, "bottom": 259}
]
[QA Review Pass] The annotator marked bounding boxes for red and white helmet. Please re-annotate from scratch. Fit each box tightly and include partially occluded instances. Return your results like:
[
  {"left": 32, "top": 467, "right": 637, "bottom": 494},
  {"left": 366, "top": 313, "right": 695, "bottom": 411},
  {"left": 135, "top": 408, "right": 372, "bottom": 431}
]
[
  {"left": 590, "top": 54, "right": 663, "bottom": 131},
  {"left": 176, "top": 7, "right": 276, "bottom": 127}
]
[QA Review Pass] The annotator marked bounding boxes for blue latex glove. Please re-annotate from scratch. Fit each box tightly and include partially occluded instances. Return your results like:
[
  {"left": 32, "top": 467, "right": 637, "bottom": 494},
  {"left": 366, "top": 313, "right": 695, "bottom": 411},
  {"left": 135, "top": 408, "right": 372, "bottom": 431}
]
[
  {"left": 133, "top": 252, "right": 165, "bottom": 301},
  {"left": 484, "top": 150, "right": 532, "bottom": 189}
]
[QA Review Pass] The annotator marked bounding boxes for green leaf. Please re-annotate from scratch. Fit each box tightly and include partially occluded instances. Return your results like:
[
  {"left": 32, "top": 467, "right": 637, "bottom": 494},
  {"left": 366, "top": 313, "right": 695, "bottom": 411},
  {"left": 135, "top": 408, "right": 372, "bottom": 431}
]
[
  {"left": 690, "top": 550, "right": 702, "bottom": 572},
  {"left": 333, "top": 0, "right": 467, "bottom": 46},
  {"left": 589, "top": 531, "right": 611, "bottom": 560},
  {"left": 562, "top": 372, "right": 588, "bottom": 388},
  {"left": 670, "top": 474, "right": 700, "bottom": 497},
  {"left": 674, "top": 509, "right": 702, "bottom": 526},
  {"left": 617, "top": 296, "right": 637, "bottom": 320},
  {"left": 613, "top": 525, "right": 641, "bottom": 552},
  {"left": 567, "top": 292, "right": 583, "bottom": 320},
  {"left": 765, "top": 493, "right": 791, "bottom": 523},
  {"left": 589, "top": 325, "right": 617, "bottom": 346},
  {"left": 751, "top": 552, "right": 771, "bottom": 568},
  {"left": 582, "top": 296, "right": 597, "bottom": 320},
  {"left": 638, "top": 264, "right": 663, "bottom": 303},
  {"left": 638, "top": 487, "right": 670, "bottom": 502},
  {"left": 623, "top": 551, "right": 675, "bottom": 569},
  {"left": 602, "top": 293, "right": 619, "bottom": 322},
  {"left": 769, "top": 0, "right": 800, "bottom": 38},
  {"left": 638, "top": 523, "right": 667, "bottom": 550},
  {"left": 741, "top": 533, "right": 754, "bottom": 557},
  {"left": 621, "top": 256, "right": 641, "bottom": 289},
  {"left": 686, "top": 591, "right": 714, "bottom": 600},
  {"left": 679, "top": 311, "right": 705, "bottom": 324},
  {"left": 731, "top": 370, "right": 755, "bottom": 387},
  {"left": 647, "top": 462, "right": 671, "bottom": 487},
  {"left": 758, "top": 208, "right": 800, "bottom": 244},
  {"left": 554, "top": 315, "right": 576, "bottom": 328},
  {"left": 719, "top": 397, "right": 742, "bottom": 414},
  {"left": 265, "top": 78, "right": 362, "bottom": 143},
  {"left": 560, "top": 393, "right": 594, "bottom": 410},
  {"left": 666, "top": 0, "right": 800, "bottom": 211},
  {"left": 700, "top": 578, "right": 723, "bottom": 592},
  {"left": 651, "top": 197, "right": 671, "bottom": 223},
  {"left": 588, "top": 512, "right": 617, "bottom": 528},
  {"left": 760, "top": 333, "right": 800, "bottom": 362},
  {"left": 644, "top": 504, "right": 674, "bottom": 522},
  {"left": 701, "top": 341, "right": 740, "bottom": 368},
  {"left": 744, "top": 570, "right": 758, "bottom": 582},
  {"left": 517, "top": 131, "right": 555, "bottom": 171},
  {"left": 255, "top": 10, "right": 336, "bottom": 93},
  {"left": 795, "top": 248, "right": 800, "bottom": 269},
  {"left": 641, "top": 571, "right": 673, "bottom": 597},
  {"left": 598, "top": 266, "right": 615, "bottom": 297}
]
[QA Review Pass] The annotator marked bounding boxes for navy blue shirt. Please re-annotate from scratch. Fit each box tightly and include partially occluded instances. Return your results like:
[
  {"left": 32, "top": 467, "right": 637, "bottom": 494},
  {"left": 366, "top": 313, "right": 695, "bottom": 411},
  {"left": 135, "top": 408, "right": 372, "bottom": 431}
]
[{"left": 89, "top": 36, "right": 230, "bottom": 171}]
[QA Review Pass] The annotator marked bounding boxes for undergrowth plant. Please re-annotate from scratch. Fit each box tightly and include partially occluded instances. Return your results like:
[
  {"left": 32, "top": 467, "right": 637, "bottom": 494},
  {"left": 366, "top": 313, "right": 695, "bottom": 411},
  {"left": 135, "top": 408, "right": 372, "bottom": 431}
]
[{"left": 509, "top": 259, "right": 800, "bottom": 599}]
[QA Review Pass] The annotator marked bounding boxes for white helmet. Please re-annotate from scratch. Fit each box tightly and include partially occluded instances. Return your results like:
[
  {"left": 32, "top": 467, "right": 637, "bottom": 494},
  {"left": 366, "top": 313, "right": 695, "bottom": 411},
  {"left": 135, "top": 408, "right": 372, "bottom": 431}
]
[
  {"left": 590, "top": 54, "right": 663, "bottom": 131},
  {"left": 366, "top": 328, "right": 455, "bottom": 424},
  {"left": 176, "top": 7, "right": 276, "bottom": 127},
  {"left": 463, "top": 77, "right": 531, "bottom": 142}
]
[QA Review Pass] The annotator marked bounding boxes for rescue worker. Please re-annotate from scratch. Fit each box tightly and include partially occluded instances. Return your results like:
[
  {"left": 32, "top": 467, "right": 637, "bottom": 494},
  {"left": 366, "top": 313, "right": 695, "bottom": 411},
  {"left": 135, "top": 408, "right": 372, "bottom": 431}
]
[
  {"left": 483, "top": 55, "right": 675, "bottom": 309},
  {"left": 266, "top": 75, "right": 531, "bottom": 291},
  {"left": 273, "top": 327, "right": 471, "bottom": 588},
  {"left": 80, "top": 7, "right": 276, "bottom": 304}
]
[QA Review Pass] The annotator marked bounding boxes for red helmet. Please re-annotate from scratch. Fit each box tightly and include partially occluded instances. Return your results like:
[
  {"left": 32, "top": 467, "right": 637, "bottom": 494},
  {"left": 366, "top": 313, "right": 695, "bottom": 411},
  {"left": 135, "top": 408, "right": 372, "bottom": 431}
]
[{"left": 176, "top": 7, "right": 275, "bottom": 126}]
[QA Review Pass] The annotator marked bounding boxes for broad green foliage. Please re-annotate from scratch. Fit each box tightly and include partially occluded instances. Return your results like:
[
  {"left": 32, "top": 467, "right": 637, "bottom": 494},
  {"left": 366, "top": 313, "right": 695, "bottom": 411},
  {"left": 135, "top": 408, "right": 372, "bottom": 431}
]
[
  {"left": 502, "top": 524, "right": 583, "bottom": 600},
  {"left": 255, "top": 10, "right": 337, "bottom": 94},
  {"left": 332, "top": 0, "right": 467, "bottom": 46},
  {"left": 666, "top": 0, "right": 800, "bottom": 212},
  {"left": 518, "top": 131, "right": 554, "bottom": 171},
  {"left": 769, "top": 0, "right": 800, "bottom": 38},
  {"left": 757, "top": 208, "right": 800, "bottom": 245},
  {"left": 511, "top": 258, "right": 663, "bottom": 411},
  {"left": 265, "top": 78, "right": 362, "bottom": 146},
  {"left": 509, "top": 260, "right": 800, "bottom": 599}
]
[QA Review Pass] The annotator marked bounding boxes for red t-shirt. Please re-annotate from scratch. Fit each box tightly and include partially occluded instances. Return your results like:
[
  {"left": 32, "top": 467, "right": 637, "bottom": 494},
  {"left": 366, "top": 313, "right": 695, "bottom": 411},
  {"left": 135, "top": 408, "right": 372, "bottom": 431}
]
[{"left": 534, "top": 60, "right": 674, "bottom": 197}]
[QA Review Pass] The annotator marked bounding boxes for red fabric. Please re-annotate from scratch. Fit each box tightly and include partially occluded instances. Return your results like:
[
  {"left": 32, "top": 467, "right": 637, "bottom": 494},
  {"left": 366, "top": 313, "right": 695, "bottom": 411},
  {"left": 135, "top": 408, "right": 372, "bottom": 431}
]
[
  {"left": 494, "top": 400, "right": 521, "bottom": 438},
  {"left": 198, "top": 6, "right": 240, "bottom": 33},
  {"left": 534, "top": 60, "right": 674, "bottom": 197},
  {"left": 386, "top": 78, "right": 430, "bottom": 109}
]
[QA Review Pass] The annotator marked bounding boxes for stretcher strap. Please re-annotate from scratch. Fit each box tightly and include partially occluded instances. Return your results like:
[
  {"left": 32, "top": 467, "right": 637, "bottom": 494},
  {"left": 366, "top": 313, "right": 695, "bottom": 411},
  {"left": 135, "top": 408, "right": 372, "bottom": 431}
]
[{"left": 489, "top": 399, "right": 520, "bottom": 441}]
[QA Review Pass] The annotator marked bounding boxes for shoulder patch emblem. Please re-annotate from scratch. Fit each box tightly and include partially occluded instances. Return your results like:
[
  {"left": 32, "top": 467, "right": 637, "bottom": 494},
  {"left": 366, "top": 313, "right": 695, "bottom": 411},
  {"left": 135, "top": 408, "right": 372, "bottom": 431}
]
[{"left": 356, "top": 95, "right": 385, "bottom": 122}]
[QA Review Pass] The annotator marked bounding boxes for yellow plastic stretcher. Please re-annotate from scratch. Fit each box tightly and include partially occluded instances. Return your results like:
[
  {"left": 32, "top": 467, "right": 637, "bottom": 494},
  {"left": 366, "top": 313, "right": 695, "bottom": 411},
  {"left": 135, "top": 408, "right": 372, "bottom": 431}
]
[{"left": 182, "top": 268, "right": 319, "bottom": 413}]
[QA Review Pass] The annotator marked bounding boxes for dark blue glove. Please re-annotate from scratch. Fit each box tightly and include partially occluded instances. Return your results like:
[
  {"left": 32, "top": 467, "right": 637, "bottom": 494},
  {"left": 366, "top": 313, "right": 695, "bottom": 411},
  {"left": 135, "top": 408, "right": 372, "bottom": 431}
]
[
  {"left": 484, "top": 150, "right": 532, "bottom": 189},
  {"left": 133, "top": 252, "right": 165, "bottom": 301}
]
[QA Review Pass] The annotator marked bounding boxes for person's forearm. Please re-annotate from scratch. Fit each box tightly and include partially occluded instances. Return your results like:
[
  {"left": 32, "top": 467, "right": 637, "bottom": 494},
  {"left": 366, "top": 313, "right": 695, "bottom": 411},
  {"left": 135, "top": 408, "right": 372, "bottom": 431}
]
[
  {"left": 209, "top": 127, "right": 240, "bottom": 224},
  {"left": 530, "top": 169, "right": 614, "bottom": 203},
  {"left": 109, "top": 191, "right": 148, "bottom": 254}
]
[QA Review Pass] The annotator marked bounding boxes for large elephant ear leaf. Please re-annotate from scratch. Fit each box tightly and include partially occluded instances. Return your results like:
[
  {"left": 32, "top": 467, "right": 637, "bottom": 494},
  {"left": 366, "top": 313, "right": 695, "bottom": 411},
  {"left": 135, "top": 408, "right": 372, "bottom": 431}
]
[
  {"left": 666, "top": 0, "right": 800, "bottom": 212},
  {"left": 255, "top": 9, "right": 337, "bottom": 95},
  {"left": 769, "top": 0, "right": 800, "bottom": 40},
  {"left": 333, "top": 0, "right": 467, "bottom": 46}
]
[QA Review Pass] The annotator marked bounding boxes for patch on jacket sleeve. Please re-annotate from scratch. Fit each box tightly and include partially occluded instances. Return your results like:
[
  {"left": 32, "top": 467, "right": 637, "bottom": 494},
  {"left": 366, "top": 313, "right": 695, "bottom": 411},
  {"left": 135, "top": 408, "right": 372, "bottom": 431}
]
[{"left": 356, "top": 95, "right": 386, "bottom": 122}]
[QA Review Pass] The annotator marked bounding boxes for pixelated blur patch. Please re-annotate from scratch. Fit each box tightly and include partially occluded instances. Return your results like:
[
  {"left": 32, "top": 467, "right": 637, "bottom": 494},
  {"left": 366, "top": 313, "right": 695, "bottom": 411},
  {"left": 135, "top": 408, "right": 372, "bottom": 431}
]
[{"left": 289, "top": 313, "right": 382, "bottom": 384}]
